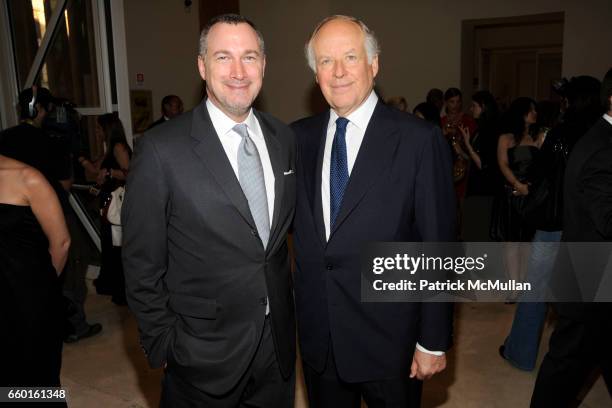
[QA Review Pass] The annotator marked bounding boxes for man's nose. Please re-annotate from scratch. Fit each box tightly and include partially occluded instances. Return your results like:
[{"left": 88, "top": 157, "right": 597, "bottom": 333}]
[
  {"left": 231, "top": 59, "right": 245, "bottom": 80},
  {"left": 333, "top": 60, "right": 346, "bottom": 78}
]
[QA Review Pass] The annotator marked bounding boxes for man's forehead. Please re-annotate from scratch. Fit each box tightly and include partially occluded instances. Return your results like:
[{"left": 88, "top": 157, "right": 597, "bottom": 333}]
[
  {"left": 313, "top": 21, "right": 365, "bottom": 51},
  {"left": 208, "top": 23, "right": 259, "bottom": 47}
]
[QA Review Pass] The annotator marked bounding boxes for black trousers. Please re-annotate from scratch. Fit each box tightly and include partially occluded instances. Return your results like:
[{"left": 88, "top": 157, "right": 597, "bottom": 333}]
[
  {"left": 303, "top": 343, "right": 422, "bottom": 408},
  {"left": 531, "top": 303, "right": 612, "bottom": 407},
  {"left": 160, "top": 316, "right": 294, "bottom": 408}
]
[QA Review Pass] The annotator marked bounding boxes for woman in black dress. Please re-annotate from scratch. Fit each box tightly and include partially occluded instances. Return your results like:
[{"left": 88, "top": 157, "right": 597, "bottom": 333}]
[
  {"left": 79, "top": 113, "right": 131, "bottom": 305},
  {"left": 0, "top": 154, "right": 70, "bottom": 394},
  {"left": 491, "top": 97, "right": 545, "bottom": 299}
]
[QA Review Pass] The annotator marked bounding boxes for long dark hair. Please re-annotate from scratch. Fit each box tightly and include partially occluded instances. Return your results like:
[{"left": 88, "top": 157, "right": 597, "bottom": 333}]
[
  {"left": 472, "top": 90, "right": 499, "bottom": 134},
  {"left": 501, "top": 97, "right": 536, "bottom": 145},
  {"left": 98, "top": 113, "right": 131, "bottom": 158}
]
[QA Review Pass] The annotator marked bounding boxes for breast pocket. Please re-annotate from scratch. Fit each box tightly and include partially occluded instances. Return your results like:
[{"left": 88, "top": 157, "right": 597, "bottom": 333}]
[{"left": 169, "top": 294, "right": 217, "bottom": 336}]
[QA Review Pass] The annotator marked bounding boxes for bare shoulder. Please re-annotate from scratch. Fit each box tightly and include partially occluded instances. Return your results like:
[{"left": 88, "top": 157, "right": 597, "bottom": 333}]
[
  {"left": 0, "top": 156, "right": 40, "bottom": 204},
  {"left": 498, "top": 133, "right": 515, "bottom": 148},
  {"left": 21, "top": 166, "right": 49, "bottom": 192}
]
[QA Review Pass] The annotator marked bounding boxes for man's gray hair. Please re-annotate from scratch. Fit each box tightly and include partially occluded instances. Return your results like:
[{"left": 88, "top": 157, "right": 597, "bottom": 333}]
[
  {"left": 198, "top": 14, "right": 265, "bottom": 58},
  {"left": 305, "top": 15, "right": 380, "bottom": 72}
]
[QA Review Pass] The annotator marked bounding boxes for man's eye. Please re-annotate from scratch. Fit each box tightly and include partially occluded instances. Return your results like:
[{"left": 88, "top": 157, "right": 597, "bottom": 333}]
[
  {"left": 244, "top": 55, "right": 257, "bottom": 62},
  {"left": 346, "top": 55, "right": 357, "bottom": 61},
  {"left": 319, "top": 59, "right": 331, "bottom": 66},
  {"left": 216, "top": 55, "right": 229, "bottom": 61}
]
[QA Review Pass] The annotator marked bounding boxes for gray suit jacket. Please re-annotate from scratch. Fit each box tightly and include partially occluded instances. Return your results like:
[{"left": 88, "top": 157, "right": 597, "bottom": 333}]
[{"left": 122, "top": 101, "right": 296, "bottom": 395}]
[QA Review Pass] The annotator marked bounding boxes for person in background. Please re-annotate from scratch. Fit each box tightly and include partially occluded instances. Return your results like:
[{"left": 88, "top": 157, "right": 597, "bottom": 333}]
[
  {"left": 0, "top": 87, "right": 102, "bottom": 342},
  {"left": 458, "top": 90, "right": 500, "bottom": 240},
  {"left": 79, "top": 113, "right": 131, "bottom": 306},
  {"left": 531, "top": 68, "right": 612, "bottom": 407},
  {"left": 490, "top": 97, "right": 545, "bottom": 302},
  {"left": 148, "top": 95, "right": 184, "bottom": 129},
  {"left": 501, "top": 77, "right": 602, "bottom": 372},
  {"left": 386, "top": 95, "right": 408, "bottom": 112},
  {"left": 0, "top": 154, "right": 70, "bottom": 400},
  {"left": 413, "top": 102, "right": 441, "bottom": 127},
  {"left": 426, "top": 88, "right": 444, "bottom": 115},
  {"left": 441, "top": 87, "right": 477, "bottom": 238}
]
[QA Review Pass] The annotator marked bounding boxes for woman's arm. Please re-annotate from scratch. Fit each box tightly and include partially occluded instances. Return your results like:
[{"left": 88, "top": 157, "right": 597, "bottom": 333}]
[
  {"left": 497, "top": 133, "right": 528, "bottom": 195},
  {"left": 109, "top": 143, "right": 131, "bottom": 181},
  {"left": 23, "top": 167, "right": 71, "bottom": 275},
  {"left": 459, "top": 125, "right": 482, "bottom": 169},
  {"left": 78, "top": 155, "right": 99, "bottom": 174}
]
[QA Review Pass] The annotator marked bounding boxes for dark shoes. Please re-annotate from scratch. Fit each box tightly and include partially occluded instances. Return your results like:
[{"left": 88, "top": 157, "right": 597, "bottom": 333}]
[{"left": 64, "top": 323, "right": 103, "bottom": 343}]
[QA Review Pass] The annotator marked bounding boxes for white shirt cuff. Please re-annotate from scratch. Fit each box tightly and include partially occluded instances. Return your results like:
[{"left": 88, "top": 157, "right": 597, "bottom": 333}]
[{"left": 416, "top": 342, "right": 445, "bottom": 356}]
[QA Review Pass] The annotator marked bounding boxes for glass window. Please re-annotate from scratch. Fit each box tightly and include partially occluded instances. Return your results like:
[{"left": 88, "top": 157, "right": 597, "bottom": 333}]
[
  {"left": 7, "top": 0, "right": 60, "bottom": 88},
  {"left": 8, "top": 0, "right": 101, "bottom": 108}
]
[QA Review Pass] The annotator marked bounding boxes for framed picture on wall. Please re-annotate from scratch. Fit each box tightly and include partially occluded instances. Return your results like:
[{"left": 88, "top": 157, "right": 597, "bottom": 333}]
[{"left": 130, "top": 89, "right": 153, "bottom": 134}]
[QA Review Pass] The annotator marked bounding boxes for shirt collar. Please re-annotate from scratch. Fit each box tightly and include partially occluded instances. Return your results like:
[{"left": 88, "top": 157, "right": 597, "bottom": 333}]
[
  {"left": 206, "top": 98, "right": 256, "bottom": 136},
  {"left": 604, "top": 113, "right": 612, "bottom": 126},
  {"left": 329, "top": 90, "right": 378, "bottom": 130}
]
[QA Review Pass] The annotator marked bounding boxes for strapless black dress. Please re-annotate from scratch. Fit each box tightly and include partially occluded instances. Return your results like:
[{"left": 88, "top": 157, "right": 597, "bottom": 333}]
[
  {"left": 0, "top": 203, "right": 64, "bottom": 387},
  {"left": 490, "top": 145, "right": 540, "bottom": 241}
]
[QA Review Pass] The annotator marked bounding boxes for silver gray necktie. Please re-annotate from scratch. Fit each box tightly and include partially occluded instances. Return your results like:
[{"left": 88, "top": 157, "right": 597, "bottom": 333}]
[{"left": 234, "top": 123, "right": 270, "bottom": 248}]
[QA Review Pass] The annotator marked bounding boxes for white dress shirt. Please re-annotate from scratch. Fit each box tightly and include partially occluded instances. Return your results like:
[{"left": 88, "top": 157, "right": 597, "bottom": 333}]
[
  {"left": 322, "top": 90, "right": 378, "bottom": 240},
  {"left": 604, "top": 113, "right": 612, "bottom": 126},
  {"left": 206, "top": 99, "right": 275, "bottom": 224},
  {"left": 207, "top": 99, "right": 275, "bottom": 315},
  {"left": 321, "top": 91, "right": 443, "bottom": 357}
]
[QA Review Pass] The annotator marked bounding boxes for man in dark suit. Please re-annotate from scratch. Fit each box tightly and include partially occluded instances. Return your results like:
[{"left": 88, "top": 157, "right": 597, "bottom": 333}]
[
  {"left": 531, "top": 69, "right": 612, "bottom": 407},
  {"left": 122, "top": 14, "right": 296, "bottom": 407},
  {"left": 147, "top": 94, "right": 184, "bottom": 130},
  {"left": 291, "top": 15, "right": 455, "bottom": 407}
]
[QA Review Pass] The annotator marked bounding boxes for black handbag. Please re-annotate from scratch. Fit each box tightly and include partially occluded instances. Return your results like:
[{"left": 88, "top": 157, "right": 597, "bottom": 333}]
[{"left": 511, "top": 178, "right": 550, "bottom": 226}]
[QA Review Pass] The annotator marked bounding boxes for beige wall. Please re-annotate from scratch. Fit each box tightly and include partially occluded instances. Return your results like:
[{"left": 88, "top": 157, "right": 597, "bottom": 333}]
[
  {"left": 123, "top": 0, "right": 203, "bottom": 125},
  {"left": 241, "top": 0, "right": 612, "bottom": 122},
  {"left": 120, "top": 1, "right": 611, "bottom": 124}
]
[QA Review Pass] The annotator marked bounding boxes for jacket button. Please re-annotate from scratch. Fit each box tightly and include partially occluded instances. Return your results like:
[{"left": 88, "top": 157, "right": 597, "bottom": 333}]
[
  {"left": 259, "top": 297, "right": 268, "bottom": 306},
  {"left": 251, "top": 229, "right": 258, "bottom": 237},
  {"left": 326, "top": 264, "right": 333, "bottom": 270}
]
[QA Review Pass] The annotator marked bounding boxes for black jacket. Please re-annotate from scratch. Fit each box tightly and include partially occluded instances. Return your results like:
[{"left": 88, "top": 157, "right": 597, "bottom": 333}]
[{"left": 122, "top": 102, "right": 296, "bottom": 395}]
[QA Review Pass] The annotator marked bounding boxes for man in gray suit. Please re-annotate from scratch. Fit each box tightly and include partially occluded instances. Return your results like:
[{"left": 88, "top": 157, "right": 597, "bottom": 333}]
[{"left": 122, "top": 14, "right": 296, "bottom": 407}]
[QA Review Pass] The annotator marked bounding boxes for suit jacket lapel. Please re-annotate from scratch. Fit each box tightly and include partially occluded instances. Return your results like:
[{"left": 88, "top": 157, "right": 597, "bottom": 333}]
[
  {"left": 329, "top": 102, "right": 399, "bottom": 240},
  {"left": 190, "top": 102, "right": 256, "bottom": 230},
  {"left": 312, "top": 112, "right": 329, "bottom": 248},
  {"left": 255, "top": 110, "right": 284, "bottom": 251}
]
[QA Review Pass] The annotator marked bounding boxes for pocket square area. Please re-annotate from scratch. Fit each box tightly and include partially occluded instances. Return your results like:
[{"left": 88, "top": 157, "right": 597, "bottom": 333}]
[{"left": 283, "top": 170, "right": 295, "bottom": 175}]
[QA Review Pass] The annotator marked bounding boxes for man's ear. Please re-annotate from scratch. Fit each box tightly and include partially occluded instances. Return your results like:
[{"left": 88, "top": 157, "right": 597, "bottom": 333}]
[
  {"left": 197, "top": 55, "right": 206, "bottom": 81},
  {"left": 262, "top": 56, "right": 266, "bottom": 78},
  {"left": 371, "top": 55, "right": 379, "bottom": 79}
]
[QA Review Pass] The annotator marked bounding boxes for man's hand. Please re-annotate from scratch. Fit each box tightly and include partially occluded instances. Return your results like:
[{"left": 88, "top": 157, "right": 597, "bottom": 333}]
[{"left": 410, "top": 349, "right": 446, "bottom": 380}]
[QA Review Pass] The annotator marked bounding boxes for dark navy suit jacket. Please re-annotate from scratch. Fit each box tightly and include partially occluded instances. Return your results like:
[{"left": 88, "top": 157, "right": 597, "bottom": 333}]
[{"left": 291, "top": 100, "right": 455, "bottom": 382}]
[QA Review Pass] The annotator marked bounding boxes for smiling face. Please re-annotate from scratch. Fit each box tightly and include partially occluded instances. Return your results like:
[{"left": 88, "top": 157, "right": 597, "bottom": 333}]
[
  {"left": 197, "top": 22, "right": 265, "bottom": 122},
  {"left": 311, "top": 19, "right": 378, "bottom": 117}
]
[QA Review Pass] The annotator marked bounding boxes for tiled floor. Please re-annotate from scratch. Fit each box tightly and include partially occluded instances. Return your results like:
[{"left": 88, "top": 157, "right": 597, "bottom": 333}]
[{"left": 61, "top": 283, "right": 610, "bottom": 407}]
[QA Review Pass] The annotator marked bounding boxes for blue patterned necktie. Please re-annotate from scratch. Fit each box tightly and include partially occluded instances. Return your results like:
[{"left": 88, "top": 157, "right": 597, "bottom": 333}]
[
  {"left": 330, "top": 117, "right": 349, "bottom": 228},
  {"left": 234, "top": 123, "right": 270, "bottom": 248}
]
